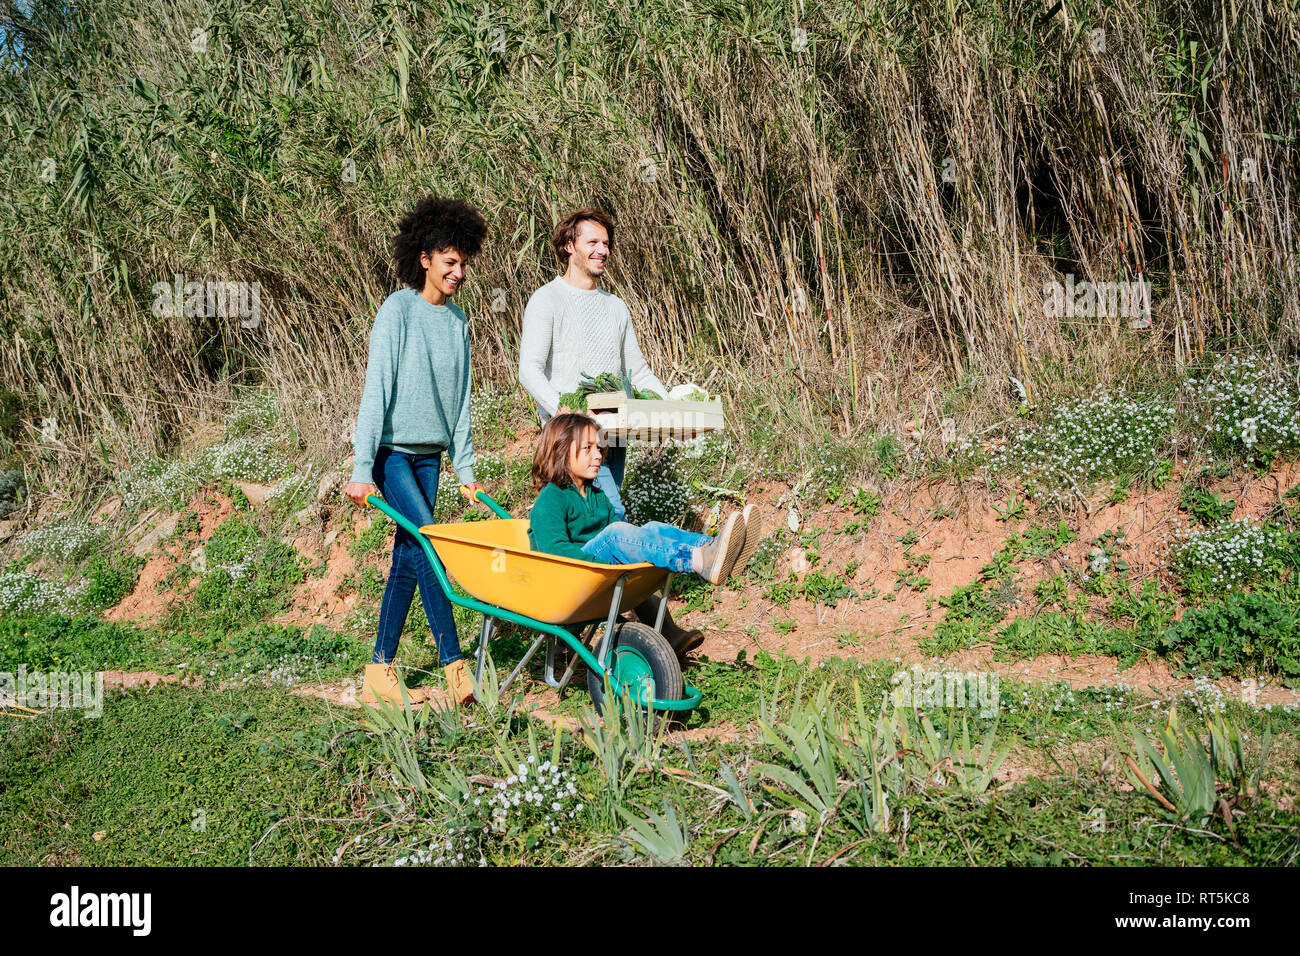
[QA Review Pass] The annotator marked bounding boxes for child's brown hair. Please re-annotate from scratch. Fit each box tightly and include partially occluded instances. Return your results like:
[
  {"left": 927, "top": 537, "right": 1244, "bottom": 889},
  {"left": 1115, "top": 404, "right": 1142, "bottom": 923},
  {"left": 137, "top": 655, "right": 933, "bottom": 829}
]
[{"left": 532, "top": 413, "right": 601, "bottom": 492}]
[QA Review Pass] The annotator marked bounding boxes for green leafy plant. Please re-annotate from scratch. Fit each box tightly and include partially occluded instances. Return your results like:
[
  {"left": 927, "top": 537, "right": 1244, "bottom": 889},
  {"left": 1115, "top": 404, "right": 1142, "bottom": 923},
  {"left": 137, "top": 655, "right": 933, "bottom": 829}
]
[
  {"left": 1159, "top": 591, "right": 1300, "bottom": 682},
  {"left": 1125, "top": 708, "right": 1273, "bottom": 826},
  {"left": 1179, "top": 486, "right": 1236, "bottom": 526},
  {"left": 81, "top": 554, "right": 145, "bottom": 610},
  {"left": 616, "top": 800, "right": 690, "bottom": 863}
]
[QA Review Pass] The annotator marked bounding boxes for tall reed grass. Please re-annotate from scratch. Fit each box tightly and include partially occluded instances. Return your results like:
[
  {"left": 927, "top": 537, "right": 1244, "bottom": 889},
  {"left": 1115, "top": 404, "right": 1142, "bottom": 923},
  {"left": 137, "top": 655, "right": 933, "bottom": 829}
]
[{"left": 1, "top": 0, "right": 1297, "bottom": 494}]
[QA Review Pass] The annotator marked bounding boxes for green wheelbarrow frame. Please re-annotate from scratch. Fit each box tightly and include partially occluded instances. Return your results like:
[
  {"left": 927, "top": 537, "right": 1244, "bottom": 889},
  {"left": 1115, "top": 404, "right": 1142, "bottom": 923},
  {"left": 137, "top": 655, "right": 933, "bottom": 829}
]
[{"left": 365, "top": 491, "right": 702, "bottom": 714}]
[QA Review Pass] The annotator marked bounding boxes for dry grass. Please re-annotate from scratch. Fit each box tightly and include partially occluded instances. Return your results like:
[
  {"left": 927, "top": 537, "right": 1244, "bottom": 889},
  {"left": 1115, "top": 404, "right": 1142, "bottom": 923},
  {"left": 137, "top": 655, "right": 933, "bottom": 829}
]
[{"left": 1, "top": 0, "right": 1297, "bottom": 504}]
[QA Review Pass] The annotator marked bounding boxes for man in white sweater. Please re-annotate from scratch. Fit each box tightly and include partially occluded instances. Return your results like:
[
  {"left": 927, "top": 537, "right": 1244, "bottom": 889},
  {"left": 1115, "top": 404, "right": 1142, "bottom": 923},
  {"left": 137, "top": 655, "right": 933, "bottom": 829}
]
[
  {"left": 517, "top": 207, "right": 668, "bottom": 521},
  {"left": 518, "top": 209, "right": 702, "bottom": 656}
]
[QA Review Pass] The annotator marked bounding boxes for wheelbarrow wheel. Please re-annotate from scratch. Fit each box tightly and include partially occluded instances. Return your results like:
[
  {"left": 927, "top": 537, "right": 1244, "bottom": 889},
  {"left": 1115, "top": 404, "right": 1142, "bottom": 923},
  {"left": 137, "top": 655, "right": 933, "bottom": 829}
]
[{"left": 586, "top": 620, "right": 683, "bottom": 718}]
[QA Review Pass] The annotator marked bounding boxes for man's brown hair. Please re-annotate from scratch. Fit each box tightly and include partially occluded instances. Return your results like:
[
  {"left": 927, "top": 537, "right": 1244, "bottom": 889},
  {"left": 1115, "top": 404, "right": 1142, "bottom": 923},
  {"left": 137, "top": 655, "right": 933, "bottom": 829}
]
[
  {"left": 552, "top": 208, "right": 616, "bottom": 268},
  {"left": 532, "top": 413, "right": 602, "bottom": 492}
]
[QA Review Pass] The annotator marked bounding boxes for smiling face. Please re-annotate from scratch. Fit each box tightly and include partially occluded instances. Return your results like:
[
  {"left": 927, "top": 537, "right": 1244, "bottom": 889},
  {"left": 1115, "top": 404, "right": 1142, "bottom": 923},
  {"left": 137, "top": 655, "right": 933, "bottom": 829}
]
[
  {"left": 563, "top": 219, "right": 610, "bottom": 283},
  {"left": 419, "top": 246, "right": 469, "bottom": 303},
  {"left": 567, "top": 424, "right": 604, "bottom": 487}
]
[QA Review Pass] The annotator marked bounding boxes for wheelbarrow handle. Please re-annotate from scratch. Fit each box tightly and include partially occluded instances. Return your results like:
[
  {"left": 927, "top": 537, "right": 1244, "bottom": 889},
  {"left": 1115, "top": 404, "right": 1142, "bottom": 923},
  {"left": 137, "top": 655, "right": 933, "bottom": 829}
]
[
  {"left": 364, "top": 490, "right": 515, "bottom": 521},
  {"left": 460, "top": 486, "right": 514, "bottom": 519}
]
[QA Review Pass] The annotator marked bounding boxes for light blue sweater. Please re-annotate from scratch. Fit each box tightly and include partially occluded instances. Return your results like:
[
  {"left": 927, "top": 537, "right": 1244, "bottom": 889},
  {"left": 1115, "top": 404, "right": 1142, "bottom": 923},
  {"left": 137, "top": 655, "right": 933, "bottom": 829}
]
[{"left": 350, "top": 287, "right": 476, "bottom": 486}]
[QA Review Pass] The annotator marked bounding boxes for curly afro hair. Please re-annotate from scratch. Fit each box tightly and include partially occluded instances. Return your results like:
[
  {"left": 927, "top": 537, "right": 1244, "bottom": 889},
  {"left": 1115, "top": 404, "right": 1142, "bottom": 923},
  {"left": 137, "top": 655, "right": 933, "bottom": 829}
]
[{"left": 392, "top": 196, "right": 489, "bottom": 289}]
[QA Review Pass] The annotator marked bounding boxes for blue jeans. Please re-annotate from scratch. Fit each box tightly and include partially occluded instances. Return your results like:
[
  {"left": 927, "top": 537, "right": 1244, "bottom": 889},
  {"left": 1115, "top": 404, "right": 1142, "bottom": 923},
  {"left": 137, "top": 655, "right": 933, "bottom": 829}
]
[
  {"left": 580, "top": 521, "right": 710, "bottom": 573},
  {"left": 539, "top": 407, "right": 627, "bottom": 520},
  {"left": 598, "top": 444, "right": 627, "bottom": 521},
  {"left": 371, "top": 446, "right": 464, "bottom": 666}
]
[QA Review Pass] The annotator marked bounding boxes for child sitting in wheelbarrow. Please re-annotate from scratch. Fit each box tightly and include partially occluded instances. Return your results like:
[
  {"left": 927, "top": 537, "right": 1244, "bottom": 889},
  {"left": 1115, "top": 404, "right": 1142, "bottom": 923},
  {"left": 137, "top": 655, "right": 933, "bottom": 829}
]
[{"left": 527, "top": 413, "right": 761, "bottom": 646}]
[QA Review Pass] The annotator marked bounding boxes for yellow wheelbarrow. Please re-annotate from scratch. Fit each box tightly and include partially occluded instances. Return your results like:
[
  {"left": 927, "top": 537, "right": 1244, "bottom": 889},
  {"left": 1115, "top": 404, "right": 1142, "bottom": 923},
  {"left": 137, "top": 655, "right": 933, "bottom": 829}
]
[{"left": 365, "top": 489, "right": 701, "bottom": 716}]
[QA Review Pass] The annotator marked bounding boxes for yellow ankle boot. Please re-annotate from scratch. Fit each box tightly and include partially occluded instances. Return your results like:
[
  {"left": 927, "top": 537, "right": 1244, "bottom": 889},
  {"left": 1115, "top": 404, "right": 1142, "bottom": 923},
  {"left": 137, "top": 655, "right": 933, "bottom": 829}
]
[
  {"left": 360, "top": 663, "right": 431, "bottom": 707},
  {"left": 444, "top": 659, "right": 476, "bottom": 706}
]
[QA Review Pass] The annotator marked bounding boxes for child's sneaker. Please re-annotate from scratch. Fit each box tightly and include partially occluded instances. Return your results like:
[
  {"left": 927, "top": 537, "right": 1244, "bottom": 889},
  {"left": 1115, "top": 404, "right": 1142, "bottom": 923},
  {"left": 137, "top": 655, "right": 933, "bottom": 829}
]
[
  {"left": 695, "top": 512, "right": 744, "bottom": 584},
  {"left": 734, "top": 503, "right": 762, "bottom": 574}
]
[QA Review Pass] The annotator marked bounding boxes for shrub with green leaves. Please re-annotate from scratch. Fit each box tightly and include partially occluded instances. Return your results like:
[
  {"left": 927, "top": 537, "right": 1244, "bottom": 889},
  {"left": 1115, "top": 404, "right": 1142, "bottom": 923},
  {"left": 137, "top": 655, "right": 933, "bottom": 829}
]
[
  {"left": 20, "top": 521, "right": 102, "bottom": 564},
  {"left": 191, "top": 515, "right": 303, "bottom": 626},
  {"left": 0, "top": 614, "right": 147, "bottom": 671},
  {"left": 0, "top": 571, "right": 82, "bottom": 616},
  {"left": 224, "top": 389, "right": 280, "bottom": 438},
  {"left": 81, "top": 554, "right": 145, "bottom": 610},
  {"left": 622, "top": 446, "right": 691, "bottom": 526},
  {"left": 195, "top": 435, "right": 293, "bottom": 485},
  {"left": 1178, "top": 486, "right": 1236, "bottom": 526},
  {"left": 118, "top": 456, "right": 195, "bottom": 510},
  {"left": 1184, "top": 352, "right": 1300, "bottom": 466},
  {"left": 986, "top": 389, "right": 1175, "bottom": 505},
  {"left": 0, "top": 468, "right": 24, "bottom": 519},
  {"left": 1166, "top": 518, "right": 1293, "bottom": 597},
  {"left": 1159, "top": 592, "right": 1300, "bottom": 683}
]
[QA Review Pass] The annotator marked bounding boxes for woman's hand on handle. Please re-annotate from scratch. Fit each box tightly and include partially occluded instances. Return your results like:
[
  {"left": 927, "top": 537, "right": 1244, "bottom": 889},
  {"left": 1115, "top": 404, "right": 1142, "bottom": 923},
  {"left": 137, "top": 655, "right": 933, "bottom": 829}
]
[
  {"left": 460, "top": 481, "right": 487, "bottom": 507},
  {"left": 345, "top": 482, "right": 378, "bottom": 509}
]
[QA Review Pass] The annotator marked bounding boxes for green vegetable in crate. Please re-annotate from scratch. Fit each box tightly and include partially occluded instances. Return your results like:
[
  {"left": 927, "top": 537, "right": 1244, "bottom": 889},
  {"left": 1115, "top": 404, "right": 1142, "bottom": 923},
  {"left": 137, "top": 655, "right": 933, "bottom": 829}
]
[
  {"left": 558, "top": 390, "right": 588, "bottom": 412},
  {"left": 560, "top": 372, "right": 660, "bottom": 411}
]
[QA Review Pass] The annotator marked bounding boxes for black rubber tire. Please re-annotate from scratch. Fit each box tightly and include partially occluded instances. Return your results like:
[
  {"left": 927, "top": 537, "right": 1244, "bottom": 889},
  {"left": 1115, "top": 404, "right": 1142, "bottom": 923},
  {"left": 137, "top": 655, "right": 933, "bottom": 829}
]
[{"left": 586, "top": 620, "right": 684, "bottom": 717}]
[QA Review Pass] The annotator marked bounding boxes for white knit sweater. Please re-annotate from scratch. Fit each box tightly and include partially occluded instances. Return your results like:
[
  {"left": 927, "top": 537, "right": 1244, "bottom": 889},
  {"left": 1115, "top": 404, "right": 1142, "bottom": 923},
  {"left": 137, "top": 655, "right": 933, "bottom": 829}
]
[{"left": 517, "top": 276, "right": 668, "bottom": 417}]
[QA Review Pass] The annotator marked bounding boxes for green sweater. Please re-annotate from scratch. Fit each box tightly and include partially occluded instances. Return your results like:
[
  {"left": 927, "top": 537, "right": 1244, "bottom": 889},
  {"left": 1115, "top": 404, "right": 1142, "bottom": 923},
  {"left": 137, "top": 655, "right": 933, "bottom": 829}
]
[
  {"left": 350, "top": 287, "right": 476, "bottom": 486},
  {"left": 528, "top": 481, "right": 615, "bottom": 561}
]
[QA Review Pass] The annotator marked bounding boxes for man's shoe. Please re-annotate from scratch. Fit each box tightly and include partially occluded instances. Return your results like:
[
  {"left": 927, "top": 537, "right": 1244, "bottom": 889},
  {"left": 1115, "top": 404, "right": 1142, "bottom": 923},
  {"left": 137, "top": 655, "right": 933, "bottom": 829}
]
[
  {"left": 360, "top": 662, "right": 431, "bottom": 707},
  {"left": 670, "top": 628, "right": 705, "bottom": 657}
]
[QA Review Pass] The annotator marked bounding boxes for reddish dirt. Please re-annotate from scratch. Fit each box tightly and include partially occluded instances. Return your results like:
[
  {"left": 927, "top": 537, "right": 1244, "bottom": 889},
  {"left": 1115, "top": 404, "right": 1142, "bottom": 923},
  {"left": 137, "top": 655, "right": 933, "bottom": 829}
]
[
  {"left": 195, "top": 490, "right": 235, "bottom": 537},
  {"left": 90, "top": 441, "right": 1300, "bottom": 717},
  {"left": 104, "top": 551, "right": 180, "bottom": 622},
  {"left": 106, "top": 488, "right": 234, "bottom": 622},
  {"left": 275, "top": 509, "right": 368, "bottom": 629},
  {"left": 290, "top": 677, "right": 362, "bottom": 708},
  {"left": 674, "top": 463, "right": 1300, "bottom": 710},
  {"left": 500, "top": 423, "right": 542, "bottom": 461},
  {"left": 102, "top": 670, "right": 185, "bottom": 691}
]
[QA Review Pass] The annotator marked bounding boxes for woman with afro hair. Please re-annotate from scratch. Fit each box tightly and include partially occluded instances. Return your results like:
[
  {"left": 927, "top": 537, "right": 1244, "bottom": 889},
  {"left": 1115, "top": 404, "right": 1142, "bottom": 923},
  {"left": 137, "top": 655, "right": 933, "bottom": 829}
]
[{"left": 345, "top": 196, "right": 490, "bottom": 709}]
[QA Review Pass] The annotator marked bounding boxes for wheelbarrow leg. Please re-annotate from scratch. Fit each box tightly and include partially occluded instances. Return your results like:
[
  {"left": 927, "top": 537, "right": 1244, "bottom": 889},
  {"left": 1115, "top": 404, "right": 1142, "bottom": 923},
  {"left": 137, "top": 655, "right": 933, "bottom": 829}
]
[
  {"left": 500, "top": 634, "right": 546, "bottom": 695},
  {"left": 653, "top": 573, "right": 673, "bottom": 632},
  {"left": 544, "top": 636, "right": 560, "bottom": 689},
  {"left": 593, "top": 573, "right": 629, "bottom": 669},
  {"left": 546, "top": 622, "right": 597, "bottom": 691},
  {"left": 474, "top": 615, "right": 495, "bottom": 687}
]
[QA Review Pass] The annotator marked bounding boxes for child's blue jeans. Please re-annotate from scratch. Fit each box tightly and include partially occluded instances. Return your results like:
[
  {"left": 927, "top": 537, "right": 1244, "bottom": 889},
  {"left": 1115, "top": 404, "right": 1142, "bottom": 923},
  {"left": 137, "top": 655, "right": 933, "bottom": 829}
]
[
  {"left": 580, "top": 521, "right": 711, "bottom": 573},
  {"left": 371, "top": 446, "right": 464, "bottom": 666}
]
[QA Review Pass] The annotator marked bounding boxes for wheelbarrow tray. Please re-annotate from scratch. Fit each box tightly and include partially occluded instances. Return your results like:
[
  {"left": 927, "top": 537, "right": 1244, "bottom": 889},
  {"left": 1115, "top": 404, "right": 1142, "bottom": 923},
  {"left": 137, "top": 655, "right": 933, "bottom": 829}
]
[{"left": 418, "top": 518, "right": 668, "bottom": 625}]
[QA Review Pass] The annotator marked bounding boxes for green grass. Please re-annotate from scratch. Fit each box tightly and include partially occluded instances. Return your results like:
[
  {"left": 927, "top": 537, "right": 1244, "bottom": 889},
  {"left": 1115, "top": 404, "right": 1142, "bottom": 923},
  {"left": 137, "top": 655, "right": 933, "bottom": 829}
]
[
  {"left": 2, "top": 644, "right": 1297, "bottom": 866},
  {"left": 0, "top": 614, "right": 374, "bottom": 688},
  {"left": 0, "top": 684, "right": 360, "bottom": 865},
  {"left": 178, "top": 514, "right": 304, "bottom": 630}
]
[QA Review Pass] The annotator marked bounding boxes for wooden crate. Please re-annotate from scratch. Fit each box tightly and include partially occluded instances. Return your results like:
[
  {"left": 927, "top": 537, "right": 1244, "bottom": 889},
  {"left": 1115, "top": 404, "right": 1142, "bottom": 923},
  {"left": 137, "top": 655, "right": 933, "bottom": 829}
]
[{"left": 585, "top": 391, "right": 725, "bottom": 443}]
